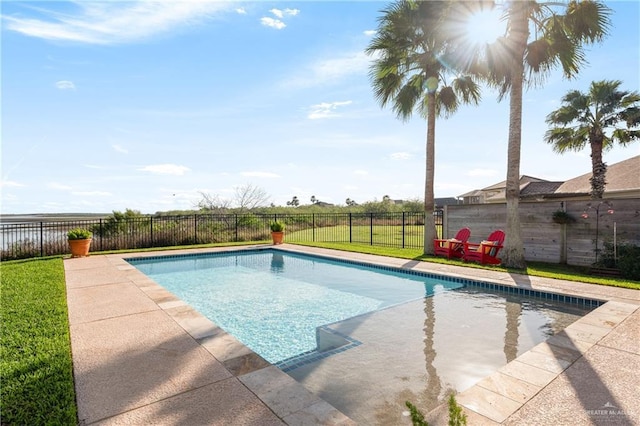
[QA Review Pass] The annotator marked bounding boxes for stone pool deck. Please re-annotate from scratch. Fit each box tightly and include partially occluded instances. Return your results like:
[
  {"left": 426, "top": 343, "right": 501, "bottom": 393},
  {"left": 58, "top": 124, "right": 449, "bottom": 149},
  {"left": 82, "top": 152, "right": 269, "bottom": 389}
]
[{"left": 64, "top": 245, "right": 640, "bottom": 425}]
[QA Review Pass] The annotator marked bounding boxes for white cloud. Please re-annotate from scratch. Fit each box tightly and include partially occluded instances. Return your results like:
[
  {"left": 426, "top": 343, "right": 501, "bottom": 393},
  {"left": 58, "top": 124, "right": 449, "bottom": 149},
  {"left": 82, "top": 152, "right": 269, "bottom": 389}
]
[
  {"left": 270, "top": 8, "right": 299, "bottom": 18},
  {"left": 363, "top": 30, "right": 376, "bottom": 36},
  {"left": 285, "top": 51, "right": 371, "bottom": 88},
  {"left": 139, "top": 164, "right": 190, "bottom": 175},
  {"left": 71, "top": 191, "right": 112, "bottom": 196},
  {"left": 1, "top": 180, "right": 24, "bottom": 188},
  {"left": 260, "top": 17, "right": 285, "bottom": 30},
  {"left": 236, "top": 8, "right": 247, "bottom": 15},
  {"left": 390, "top": 152, "right": 411, "bottom": 160},
  {"left": 467, "top": 168, "right": 499, "bottom": 177},
  {"left": 354, "top": 170, "right": 368, "bottom": 176},
  {"left": 55, "top": 80, "right": 75, "bottom": 90},
  {"left": 112, "top": 144, "right": 128, "bottom": 154},
  {"left": 241, "top": 171, "right": 280, "bottom": 178},
  {"left": 47, "top": 182, "right": 72, "bottom": 190},
  {"left": 2, "top": 2, "right": 234, "bottom": 44},
  {"left": 261, "top": 8, "right": 298, "bottom": 30},
  {"left": 270, "top": 8, "right": 284, "bottom": 19},
  {"left": 308, "top": 101, "right": 352, "bottom": 120}
]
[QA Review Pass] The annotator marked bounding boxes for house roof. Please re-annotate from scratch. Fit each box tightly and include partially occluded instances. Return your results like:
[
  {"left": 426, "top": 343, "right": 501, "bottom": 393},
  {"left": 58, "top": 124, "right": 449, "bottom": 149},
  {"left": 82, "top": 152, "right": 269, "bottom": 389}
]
[
  {"left": 435, "top": 197, "right": 459, "bottom": 206},
  {"left": 520, "top": 181, "right": 564, "bottom": 197},
  {"left": 458, "top": 189, "right": 484, "bottom": 198},
  {"left": 554, "top": 155, "right": 640, "bottom": 195},
  {"left": 459, "top": 176, "right": 548, "bottom": 198}
]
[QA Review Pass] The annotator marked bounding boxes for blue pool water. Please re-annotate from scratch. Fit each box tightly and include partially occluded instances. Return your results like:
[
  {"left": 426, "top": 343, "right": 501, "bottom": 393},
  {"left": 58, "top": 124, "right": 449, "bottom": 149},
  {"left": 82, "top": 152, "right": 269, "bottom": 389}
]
[
  {"left": 128, "top": 249, "right": 597, "bottom": 366},
  {"left": 130, "top": 250, "right": 467, "bottom": 362}
]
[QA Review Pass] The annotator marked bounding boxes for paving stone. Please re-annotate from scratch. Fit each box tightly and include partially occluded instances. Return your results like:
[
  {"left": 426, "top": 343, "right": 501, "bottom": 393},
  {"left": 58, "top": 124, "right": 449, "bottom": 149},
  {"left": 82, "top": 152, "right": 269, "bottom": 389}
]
[{"left": 91, "top": 378, "right": 285, "bottom": 426}]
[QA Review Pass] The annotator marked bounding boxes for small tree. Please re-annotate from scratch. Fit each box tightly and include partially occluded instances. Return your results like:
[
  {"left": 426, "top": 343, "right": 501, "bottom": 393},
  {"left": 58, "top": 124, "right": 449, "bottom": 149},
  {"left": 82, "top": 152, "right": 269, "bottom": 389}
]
[
  {"left": 196, "top": 192, "right": 231, "bottom": 213},
  {"left": 544, "top": 80, "right": 640, "bottom": 199},
  {"left": 234, "top": 184, "right": 271, "bottom": 211}
]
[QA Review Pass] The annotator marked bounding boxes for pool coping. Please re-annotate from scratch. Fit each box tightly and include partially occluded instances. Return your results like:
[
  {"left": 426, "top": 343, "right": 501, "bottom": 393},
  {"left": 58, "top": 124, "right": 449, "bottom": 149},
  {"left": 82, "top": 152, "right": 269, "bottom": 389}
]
[{"left": 64, "top": 244, "right": 640, "bottom": 425}]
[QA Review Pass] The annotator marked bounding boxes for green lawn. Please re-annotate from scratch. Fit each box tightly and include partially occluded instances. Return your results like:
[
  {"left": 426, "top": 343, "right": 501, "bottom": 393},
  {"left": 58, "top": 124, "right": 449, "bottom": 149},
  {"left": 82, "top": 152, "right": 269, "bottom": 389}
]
[
  {"left": 288, "top": 224, "right": 437, "bottom": 247},
  {"left": 0, "top": 258, "right": 77, "bottom": 425},
  {"left": 1, "top": 241, "right": 637, "bottom": 423}
]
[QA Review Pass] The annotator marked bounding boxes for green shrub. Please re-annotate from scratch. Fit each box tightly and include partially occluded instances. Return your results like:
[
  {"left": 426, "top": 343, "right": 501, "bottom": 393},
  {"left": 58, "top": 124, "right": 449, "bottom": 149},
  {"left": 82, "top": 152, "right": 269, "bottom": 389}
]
[
  {"left": 405, "top": 394, "right": 466, "bottom": 426},
  {"left": 448, "top": 393, "right": 467, "bottom": 426},
  {"left": 67, "top": 228, "right": 92, "bottom": 240},
  {"left": 270, "top": 221, "right": 285, "bottom": 232},
  {"left": 617, "top": 244, "right": 640, "bottom": 281},
  {"left": 405, "top": 401, "right": 429, "bottom": 426},
  {"left": 237, "top": 214, "right": 263, "bottom": 229},
  {"left": 597, "top": 242, "right": 640, "bottom": 280}
]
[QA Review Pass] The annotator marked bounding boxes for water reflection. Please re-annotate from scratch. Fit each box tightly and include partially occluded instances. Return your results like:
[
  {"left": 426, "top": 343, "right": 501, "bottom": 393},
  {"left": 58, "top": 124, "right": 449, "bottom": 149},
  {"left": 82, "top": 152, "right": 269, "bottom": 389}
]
[
  {"left": 291, "top": 287, "right": 591, "bottom": 425},
  {"left": 504, "top": 300, "right": 522, "bottom": 363},
  {"left": 270, "top": 252, "right": 285, "bottom": 273}
]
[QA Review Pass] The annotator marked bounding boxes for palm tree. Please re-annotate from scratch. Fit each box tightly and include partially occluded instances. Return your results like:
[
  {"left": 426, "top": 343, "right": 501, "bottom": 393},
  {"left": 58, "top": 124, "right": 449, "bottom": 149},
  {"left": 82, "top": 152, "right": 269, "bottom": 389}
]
[
  {"left": 366, "top": 0, "right": 481, "bottom": 255},
  {"left": 544, "top": 80, "right": 640, "bottom": 199},
  {"left": 466, "top": 0, "right": 611, "bottom": 268}
]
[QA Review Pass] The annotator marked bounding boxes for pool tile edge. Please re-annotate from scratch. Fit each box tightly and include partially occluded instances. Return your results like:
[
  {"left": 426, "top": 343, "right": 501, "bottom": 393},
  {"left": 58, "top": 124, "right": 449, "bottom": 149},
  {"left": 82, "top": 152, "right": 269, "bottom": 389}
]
[{"left": 120, "top": 251, "right": 355, "bottom": 425}]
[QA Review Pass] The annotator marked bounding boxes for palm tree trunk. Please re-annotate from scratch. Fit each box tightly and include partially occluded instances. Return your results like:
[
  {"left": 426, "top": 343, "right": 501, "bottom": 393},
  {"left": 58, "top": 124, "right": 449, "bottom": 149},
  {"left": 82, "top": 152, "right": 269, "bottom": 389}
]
[
  {"left": 501, "top": 3, "right": 528, "bottom": 269},
  {"left": 423, "top": 92, "right": 437, "bottom": 255},
  {"left": 589, "top": 135, "right": 606, "bottom": 199}
]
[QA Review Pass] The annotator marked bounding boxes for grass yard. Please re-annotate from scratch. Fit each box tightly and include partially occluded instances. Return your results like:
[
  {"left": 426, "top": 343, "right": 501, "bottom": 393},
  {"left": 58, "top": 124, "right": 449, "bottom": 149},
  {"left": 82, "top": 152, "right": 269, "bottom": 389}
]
[
  {"left": 0, "top": 258, "right": 77, "bottom": 425},
  {"left": 288, "top": 224, "right": 435, "bottom": 248}
]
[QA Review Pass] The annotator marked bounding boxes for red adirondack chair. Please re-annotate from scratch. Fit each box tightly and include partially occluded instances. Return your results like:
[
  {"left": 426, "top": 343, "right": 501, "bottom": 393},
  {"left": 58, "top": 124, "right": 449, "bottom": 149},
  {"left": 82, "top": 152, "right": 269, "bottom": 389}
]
[
  {"left": 433, "top": 227, "right": 471, "bottom": 259},
  {"left": 463, "top": 230, "right": 505, "bottom": 265}
]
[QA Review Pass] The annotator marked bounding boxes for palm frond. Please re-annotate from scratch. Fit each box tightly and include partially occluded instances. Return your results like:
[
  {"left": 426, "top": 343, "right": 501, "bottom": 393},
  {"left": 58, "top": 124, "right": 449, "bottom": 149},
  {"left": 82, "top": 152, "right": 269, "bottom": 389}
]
[
  {"left": 612, "top": 129, "right": 640, "bottom": 145},
  {"left": 565, "top": 0, "right": 612, "bottom": 43},
  {"left": 544, "top": 127, "right": 586, "bottom": 153}
]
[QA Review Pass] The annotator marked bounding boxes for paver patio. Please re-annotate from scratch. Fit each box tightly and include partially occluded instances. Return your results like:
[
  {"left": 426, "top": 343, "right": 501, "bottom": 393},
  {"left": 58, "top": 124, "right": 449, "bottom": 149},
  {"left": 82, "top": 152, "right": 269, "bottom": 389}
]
[{"left": 64, "top": 245, "right": 640, "bottom": 425}]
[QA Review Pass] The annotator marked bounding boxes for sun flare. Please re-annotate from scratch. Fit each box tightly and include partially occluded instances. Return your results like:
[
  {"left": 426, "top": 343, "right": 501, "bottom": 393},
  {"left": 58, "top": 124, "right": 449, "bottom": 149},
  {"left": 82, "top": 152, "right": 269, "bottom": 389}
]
[{"left": 465, "top": 8, "right": 506, "bottom": 46}]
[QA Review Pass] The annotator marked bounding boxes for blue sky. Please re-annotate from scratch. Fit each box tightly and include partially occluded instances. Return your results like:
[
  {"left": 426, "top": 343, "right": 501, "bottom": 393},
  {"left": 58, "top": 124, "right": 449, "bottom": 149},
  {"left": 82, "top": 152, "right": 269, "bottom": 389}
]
[{"left": 2, "top": 1, "right": 639, "bottom": 214}]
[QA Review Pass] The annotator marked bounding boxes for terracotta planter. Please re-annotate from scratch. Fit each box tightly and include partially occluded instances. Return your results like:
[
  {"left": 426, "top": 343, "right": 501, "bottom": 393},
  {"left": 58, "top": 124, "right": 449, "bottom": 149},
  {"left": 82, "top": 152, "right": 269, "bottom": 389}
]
[
  {"left": 69, "top": 238, "right": 92, "bottom": 258},
  {"left": 271, "top": 232, "right": 284, "bottom": 245}
]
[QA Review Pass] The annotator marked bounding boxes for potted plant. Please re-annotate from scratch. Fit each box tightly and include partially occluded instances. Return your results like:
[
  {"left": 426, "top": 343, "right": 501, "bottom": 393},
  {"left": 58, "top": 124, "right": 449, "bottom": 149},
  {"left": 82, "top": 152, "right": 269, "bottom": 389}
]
[
  {"left": 270, "top": 221, "right": 285, "bottom": 245},
  {"left": 67, "top": 228, "right": 93, "bottom": 258},
  {"left": 552, "top": 210, "right": 576, "bottom": 225}
]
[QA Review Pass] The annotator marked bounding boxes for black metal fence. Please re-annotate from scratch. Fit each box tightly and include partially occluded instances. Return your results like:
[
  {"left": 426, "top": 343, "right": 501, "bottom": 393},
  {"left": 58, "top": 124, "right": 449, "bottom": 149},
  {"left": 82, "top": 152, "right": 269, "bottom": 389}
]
[{"left": 0, "top": 211, "right": 443, "bottom": 261}]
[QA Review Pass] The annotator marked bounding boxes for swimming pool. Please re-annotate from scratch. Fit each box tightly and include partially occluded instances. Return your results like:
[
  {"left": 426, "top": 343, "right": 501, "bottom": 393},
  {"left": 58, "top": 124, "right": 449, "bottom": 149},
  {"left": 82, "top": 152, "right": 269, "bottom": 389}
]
[{"left": 128, "top": 248, "right": 600, "bottom": 424}]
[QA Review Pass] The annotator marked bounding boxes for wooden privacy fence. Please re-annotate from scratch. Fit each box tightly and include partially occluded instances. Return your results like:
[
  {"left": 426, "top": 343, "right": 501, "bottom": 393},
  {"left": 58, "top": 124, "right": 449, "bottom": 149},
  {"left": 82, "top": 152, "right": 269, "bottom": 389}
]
[{"left": 443, "top": 198, "right": 640, "bottom": 266}]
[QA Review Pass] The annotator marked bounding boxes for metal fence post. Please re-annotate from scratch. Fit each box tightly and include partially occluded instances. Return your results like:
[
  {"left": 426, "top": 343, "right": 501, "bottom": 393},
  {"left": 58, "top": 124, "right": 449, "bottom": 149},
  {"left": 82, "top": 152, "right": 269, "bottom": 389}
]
[
  {"left": 349, "top": 213, "right": 352, "bottom": 243},
  {"left": 194, "top": 214, "right": 198, "bottom": 243},
  {"left": 150, "top": 217, "right": 154, "bottom": 247},
  {"left": 40, "top": 222, "right": 44, "bottom": 257},
  {"left": 370, "top": 213, "right": 373, "bottom": 246},
  {"left": 402, "top": 212, "right": 406, "bottom": 249}
]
